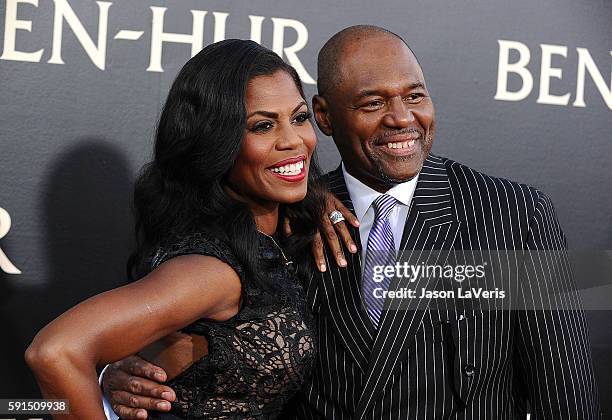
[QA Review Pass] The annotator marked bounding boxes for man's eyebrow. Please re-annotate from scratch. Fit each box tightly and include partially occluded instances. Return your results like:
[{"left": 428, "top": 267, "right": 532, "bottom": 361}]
[
  {"left": 355, "top": 81, "right": 425, "bottom": 99},
  {"left": 247, "top": 101, "right": 307, "bottom": 119}
]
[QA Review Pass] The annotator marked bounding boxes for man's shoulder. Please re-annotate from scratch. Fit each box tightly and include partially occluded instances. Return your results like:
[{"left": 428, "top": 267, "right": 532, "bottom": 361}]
[
  {"left": 435, "top": 155, "right": 564, "bottom": 243},
  {"left": 434, "top": 154, "right": 548, "bottom": 205}
]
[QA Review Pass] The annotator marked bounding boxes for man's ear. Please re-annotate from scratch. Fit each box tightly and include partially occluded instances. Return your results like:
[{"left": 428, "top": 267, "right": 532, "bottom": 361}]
[{"left": 312, "top": 95, "right": 333, "bottom": 136}]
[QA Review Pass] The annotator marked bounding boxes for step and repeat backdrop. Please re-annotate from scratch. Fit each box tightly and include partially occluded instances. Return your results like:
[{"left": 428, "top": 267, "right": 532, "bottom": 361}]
[{"left": 1, "top": 0, "right": 611, "bottom": 415}]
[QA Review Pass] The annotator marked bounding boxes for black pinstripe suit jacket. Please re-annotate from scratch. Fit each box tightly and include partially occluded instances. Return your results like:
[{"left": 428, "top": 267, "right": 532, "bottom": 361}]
[{"left": 289, "top": 154, "right": 600, "bottom": 420}]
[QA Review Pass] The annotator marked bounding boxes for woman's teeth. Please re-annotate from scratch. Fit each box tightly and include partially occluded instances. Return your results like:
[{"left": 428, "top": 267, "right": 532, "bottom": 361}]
[
  {"left": 270, "top": 160, "right": 304, "bottom": 175},
  {"left": 387, "top": 139, "right": 416, "bottom": 149}
]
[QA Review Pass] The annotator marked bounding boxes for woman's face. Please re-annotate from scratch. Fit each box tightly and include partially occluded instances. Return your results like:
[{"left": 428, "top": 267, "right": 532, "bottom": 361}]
[{"left": 226, "top": 70, "right": 316, "bottom": 208}]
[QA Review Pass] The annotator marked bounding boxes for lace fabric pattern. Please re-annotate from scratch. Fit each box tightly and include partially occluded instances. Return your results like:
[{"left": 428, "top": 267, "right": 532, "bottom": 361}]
[{"left": 147, "top": 233, "right": 316, "bottom": 419}]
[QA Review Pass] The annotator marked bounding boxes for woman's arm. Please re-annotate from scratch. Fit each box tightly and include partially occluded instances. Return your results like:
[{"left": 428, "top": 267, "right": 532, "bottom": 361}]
[{"left": 25, "top": 254, "right": 241, "bottom": 419}]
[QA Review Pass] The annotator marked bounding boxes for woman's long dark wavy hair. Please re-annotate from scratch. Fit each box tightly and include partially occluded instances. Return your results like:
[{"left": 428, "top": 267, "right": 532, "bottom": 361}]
[{"left": 127, "top": 39, "right": 324, "bottom": 289}]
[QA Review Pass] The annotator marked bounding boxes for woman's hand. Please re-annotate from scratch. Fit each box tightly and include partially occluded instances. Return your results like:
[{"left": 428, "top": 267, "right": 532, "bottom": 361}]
[{"left": 284, "top": 191, "right": 360, "bottom": 272}]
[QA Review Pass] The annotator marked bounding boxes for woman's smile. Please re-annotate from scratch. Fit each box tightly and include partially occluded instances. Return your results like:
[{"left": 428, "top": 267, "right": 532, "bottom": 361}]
[{"left": 267, "top": 155, "right": 307, "bottom": 182}]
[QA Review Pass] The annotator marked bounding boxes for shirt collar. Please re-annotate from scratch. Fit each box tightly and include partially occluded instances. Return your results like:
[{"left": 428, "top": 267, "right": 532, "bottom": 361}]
[{"left": 341, "top": 163, "right": 419, "bottom": 220}]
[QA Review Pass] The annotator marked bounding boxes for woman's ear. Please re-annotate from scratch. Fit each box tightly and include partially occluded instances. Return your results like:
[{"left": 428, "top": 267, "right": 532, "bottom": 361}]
[{"left": 312, "top": 95, "right": 333, "bottom": 136}]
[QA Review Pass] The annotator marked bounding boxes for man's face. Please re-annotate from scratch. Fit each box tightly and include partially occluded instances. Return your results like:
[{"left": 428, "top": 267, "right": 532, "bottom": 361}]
[{"left": 316, "top": 36, "right": 435, "bottom": 191}]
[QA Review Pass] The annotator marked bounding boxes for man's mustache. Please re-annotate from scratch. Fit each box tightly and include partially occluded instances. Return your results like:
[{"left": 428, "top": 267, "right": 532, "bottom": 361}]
[{"left": 372, "top": 128, "right": 424, "bottom": 145}]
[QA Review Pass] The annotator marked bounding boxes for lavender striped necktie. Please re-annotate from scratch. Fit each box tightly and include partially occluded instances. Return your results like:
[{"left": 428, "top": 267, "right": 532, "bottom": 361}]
[{"left": 362, "top": 194, "right": 398, "bottom": 327}]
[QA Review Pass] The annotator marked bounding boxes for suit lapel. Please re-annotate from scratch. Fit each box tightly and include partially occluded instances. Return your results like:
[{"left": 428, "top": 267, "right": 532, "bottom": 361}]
[
  {"left": 317, "top": 167, "right": 376, "bottom": 372},
  {"left": 355, "top": 154, "right": 462, "bottom": 419}
]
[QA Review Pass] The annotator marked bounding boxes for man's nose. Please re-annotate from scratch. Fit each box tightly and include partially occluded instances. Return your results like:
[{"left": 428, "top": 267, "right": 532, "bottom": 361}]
[{"left": 382, "top": 97, "right": 414, "bottom": 128}]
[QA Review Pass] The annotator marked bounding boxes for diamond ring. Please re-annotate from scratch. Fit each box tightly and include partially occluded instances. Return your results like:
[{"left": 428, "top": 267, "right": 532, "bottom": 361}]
[{"left": 329, "top": 210, "right": 345, "bottom": 225}]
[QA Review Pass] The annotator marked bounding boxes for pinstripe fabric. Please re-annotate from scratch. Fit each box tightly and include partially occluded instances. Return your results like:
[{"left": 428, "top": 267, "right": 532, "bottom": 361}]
[{"left": 288, "top": 154, "right": 600, "bottom": 420}]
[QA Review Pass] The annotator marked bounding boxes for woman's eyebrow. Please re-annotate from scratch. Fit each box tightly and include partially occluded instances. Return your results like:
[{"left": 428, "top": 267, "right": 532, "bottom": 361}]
[
  {"left": 247, "top": 101, "right": 307, "bottom": 119},
  {"left": 291, "top": 101, "right": 308, "bottom": 114},
  {"left": 247, "top": 110, "right": 278, "bottom": 118}
]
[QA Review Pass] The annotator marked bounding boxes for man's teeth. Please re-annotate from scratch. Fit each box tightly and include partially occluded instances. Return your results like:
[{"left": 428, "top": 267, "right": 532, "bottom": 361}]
[
  {"left": 270, "top": 160, "right": 305, "bottom": 175},
  {"left": 386, "top": 140, "right": 416, "bottom": 149}
]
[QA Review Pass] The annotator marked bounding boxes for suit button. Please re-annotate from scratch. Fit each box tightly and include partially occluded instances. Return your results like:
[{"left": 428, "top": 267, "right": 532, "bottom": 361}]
[{"left": 463, "top": 364, "right": 476, "bottom": 377}]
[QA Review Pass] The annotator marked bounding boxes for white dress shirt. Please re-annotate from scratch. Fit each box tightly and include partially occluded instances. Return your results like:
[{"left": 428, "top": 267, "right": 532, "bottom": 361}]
[
  {"left": 100, "top": 366, "right": 119, "bottom": 420},
  {"left": 341, "top": 163, "right": 419, "bottom": 264}
]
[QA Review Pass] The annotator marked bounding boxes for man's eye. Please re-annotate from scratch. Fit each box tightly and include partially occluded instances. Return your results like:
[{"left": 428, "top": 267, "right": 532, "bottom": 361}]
[
  {"left": 404, "top": 93, "right": 424, "bottom": 103},
  {"left": 251, "top": 122, "right": 273, "bottom": 132},
  {"left": 363, "top": 100, "right": 384, "bottom": 109}
]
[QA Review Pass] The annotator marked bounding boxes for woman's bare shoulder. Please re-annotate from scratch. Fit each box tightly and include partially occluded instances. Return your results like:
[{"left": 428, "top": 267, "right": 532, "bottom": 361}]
[{"left": 144, "top": 253, "right": 242, "bottom": 322}]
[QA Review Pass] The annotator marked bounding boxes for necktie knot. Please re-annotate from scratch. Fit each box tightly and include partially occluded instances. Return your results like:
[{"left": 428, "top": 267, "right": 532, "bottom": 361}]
[{"left": 372, "top": 194, "right": 397, "bottom": 221}]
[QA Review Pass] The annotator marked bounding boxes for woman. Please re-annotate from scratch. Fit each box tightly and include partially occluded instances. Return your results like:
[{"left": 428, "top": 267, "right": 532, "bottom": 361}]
[{"left": 26, "top": 39, "right": 326, "bottom": 419}]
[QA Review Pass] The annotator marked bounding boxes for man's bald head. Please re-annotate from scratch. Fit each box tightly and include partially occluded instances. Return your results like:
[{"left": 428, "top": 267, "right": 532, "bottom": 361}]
[
  {"left": 312, "top": 25, "right": 434, "bottom": 192},
  {"left": 317, "top": 25, "right": 417, "bottom": 98}
]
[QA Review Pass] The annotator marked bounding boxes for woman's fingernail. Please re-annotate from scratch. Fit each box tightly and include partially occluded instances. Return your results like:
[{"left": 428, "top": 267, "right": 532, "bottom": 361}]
[
  {"left": 157, "top": 401, "right": 171, "bottom": 410},
  {"left": 340, "top": 258, "right": 347, "bottom": 266},
  {"left": 161, "top": 391, "right": 174, "bottom": 400},
  {"left": 320, "top": 264, "right": 326, "bottom": 272},
  {"left": 350, "top": 244, "right": 357, "bottom": 253}
]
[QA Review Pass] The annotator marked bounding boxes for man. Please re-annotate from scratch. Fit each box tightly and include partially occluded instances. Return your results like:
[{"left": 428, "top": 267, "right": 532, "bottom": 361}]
[{"left": 102, "top": 26, "right": 600, "bottom": 419}]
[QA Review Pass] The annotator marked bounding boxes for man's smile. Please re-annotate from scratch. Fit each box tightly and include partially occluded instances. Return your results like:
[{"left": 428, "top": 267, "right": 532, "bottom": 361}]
[{"left": 373, "top": 131, "right": 423, "bottom": 157}]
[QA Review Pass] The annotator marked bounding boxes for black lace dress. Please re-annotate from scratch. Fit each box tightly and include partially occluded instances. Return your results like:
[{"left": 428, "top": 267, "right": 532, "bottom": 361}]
[{"left": 145, "top": 232, "right": 316, "bottom": 420}]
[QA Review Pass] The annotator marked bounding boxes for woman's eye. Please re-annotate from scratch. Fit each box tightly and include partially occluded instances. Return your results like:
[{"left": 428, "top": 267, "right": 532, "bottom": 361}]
[
  {"left": 293, "top": 111, "right": 312, "bottom": 123},
  {"left": 251, "top": 121, "right": 273, "bottom": 133}
]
